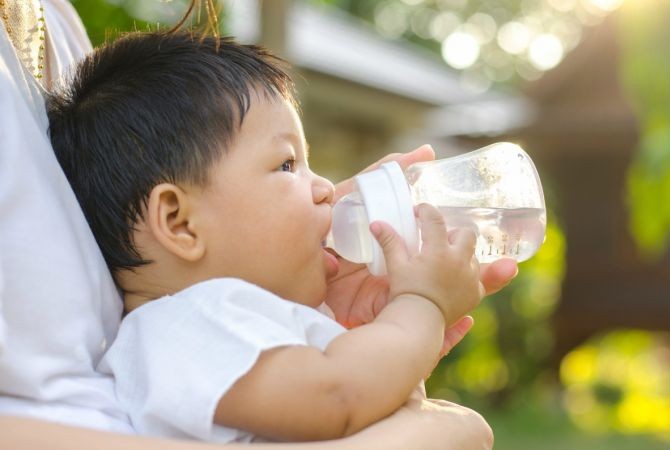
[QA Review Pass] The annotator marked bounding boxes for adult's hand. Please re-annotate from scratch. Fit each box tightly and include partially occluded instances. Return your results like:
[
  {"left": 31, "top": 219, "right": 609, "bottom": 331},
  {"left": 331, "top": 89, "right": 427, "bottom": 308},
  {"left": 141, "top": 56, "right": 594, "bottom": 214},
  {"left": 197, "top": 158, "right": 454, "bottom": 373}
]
[
  {"left": 325, "top": 145, "right": 518, "bottom": 329},
  {"left": 0, "top": 404, "right": 493, "bottom": 450},
  {"left": 347, "top": 388, "right": 494, "bottom": 450},
  {"left": 331, "top": 144, "right": 437, "bottom": 203}
]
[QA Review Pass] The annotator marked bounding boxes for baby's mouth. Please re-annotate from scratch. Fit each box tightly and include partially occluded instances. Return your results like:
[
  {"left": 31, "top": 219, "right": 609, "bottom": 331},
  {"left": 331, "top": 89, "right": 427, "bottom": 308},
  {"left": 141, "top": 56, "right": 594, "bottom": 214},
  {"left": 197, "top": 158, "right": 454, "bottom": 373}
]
[
  {"left": 323, "top": 246, "right": 339, "bottom": 258},
  {"left": 322, "top": 238, "right": 338, "bottom": 255},
  {"left": 322, "top": 231, "right": 335, "bottom": 251},
  {"left": 322, "top": 245, "right": 340, "bottom": 278}
]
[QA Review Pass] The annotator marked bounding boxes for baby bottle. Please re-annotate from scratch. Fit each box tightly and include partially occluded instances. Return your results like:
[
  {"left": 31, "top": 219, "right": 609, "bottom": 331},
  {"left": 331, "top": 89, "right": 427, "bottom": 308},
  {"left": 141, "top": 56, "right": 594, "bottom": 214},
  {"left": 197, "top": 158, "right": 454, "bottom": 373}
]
[{"left": 326, "top": 142, "right": 546, "bottom": 276}]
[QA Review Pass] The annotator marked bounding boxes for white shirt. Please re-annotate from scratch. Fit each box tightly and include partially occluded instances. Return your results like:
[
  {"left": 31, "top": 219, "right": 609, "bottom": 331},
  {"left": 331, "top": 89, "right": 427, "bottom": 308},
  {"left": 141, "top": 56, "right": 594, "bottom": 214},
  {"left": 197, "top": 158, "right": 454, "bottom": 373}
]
[
  {"left": 99, "top": 278, "right": 346, "bottom": 443},
  {"left": 0, "top": 0, "right": 128, "bottom": 432}
]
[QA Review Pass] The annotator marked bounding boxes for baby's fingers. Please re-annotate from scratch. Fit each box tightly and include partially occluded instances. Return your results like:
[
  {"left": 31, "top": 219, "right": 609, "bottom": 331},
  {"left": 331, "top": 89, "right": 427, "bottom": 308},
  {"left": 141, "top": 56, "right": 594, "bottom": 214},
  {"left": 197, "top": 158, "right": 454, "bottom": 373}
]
[
  {"left": 415, "top": 203, "right": 448, "bottom": 252},
  {"left": 448, "top": 227, "right": 477, "bottom": 256},
  {"left": 370, "top": 221, "right": 409, "bottom": 274}
]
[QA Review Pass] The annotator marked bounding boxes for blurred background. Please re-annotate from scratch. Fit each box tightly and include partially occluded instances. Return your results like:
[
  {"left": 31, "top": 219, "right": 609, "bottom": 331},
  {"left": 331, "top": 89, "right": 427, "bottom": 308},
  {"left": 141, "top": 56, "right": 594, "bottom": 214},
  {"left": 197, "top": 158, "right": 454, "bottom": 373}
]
[{"left": 69, "top": 1, "right": 670, "bottom": 448}]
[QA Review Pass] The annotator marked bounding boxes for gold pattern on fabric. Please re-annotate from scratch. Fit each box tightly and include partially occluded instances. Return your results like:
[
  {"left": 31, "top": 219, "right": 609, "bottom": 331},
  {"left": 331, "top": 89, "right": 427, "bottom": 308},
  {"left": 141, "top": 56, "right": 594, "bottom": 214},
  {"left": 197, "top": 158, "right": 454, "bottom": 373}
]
[{"left": 1, "top": 0, "right": 46, "bottom": 83}]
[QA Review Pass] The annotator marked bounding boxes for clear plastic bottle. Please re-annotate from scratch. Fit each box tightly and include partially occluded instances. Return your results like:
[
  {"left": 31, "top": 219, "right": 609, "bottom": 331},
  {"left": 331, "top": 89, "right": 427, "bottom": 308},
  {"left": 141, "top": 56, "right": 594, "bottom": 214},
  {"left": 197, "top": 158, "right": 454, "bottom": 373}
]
[{"left": 326, "top": 142, "right": 546, "bottom": 276}]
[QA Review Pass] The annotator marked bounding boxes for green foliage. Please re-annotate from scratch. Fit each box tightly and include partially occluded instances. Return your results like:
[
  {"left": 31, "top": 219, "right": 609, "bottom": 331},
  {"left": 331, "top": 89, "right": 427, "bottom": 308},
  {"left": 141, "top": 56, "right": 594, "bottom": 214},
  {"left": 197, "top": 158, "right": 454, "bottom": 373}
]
[
  {"left": 626, "top": 134, "right": 670, "bottom": 259},
  {"left": 560, "top": 330, "right": 670, "bottom": 439},
  {"left": 309, "top": 0, "right": 615, "bottom": 85},
  {"left": 620, "top": 2, "right": 670, "bottom": 259},
  {"left": 486, "top": 398, "right": 670, "bottom": 450},
  {"left": 71, "top": 1, "right": 223, "bottom": 46},
  {"left": 70, "top": 0, "right": 149, "bottom": 46}
]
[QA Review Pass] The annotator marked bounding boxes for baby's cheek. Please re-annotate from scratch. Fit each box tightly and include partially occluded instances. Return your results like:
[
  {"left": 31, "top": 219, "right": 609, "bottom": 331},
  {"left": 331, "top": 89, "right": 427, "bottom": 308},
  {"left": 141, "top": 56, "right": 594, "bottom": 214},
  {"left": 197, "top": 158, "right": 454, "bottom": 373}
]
[{"left": 306, "top": 278, "right": 329, "bottom": 309}]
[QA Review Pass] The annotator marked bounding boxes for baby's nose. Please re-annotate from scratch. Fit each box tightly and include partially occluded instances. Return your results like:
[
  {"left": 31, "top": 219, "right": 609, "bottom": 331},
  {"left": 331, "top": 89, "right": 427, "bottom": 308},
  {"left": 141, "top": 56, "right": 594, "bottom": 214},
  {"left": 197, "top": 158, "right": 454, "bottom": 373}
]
[{"left": 313, "top": 178, "right": 335, "bottom": 205}]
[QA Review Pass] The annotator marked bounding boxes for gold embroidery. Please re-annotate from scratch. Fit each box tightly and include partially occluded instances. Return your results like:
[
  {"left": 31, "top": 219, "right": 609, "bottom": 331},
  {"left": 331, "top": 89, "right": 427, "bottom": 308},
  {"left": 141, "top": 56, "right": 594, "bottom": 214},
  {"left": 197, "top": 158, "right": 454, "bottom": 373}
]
[{"left": 1, "top": 0, "right": 47, "bottom": 83}]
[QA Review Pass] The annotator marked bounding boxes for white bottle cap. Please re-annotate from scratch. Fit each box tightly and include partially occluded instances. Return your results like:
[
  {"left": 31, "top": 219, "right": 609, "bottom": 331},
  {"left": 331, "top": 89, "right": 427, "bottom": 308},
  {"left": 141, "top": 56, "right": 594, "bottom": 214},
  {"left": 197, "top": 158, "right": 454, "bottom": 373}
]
[{"left": 355, "top": 161, "right": 419, "bottom": 276}]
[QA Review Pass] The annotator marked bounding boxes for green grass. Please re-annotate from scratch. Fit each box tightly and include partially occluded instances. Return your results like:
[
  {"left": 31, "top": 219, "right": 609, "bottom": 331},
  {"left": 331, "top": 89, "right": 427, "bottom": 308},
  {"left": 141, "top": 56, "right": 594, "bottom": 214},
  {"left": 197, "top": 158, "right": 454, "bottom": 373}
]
[{"left": 482, "top": 402, "right": 669, "bottom": 450}]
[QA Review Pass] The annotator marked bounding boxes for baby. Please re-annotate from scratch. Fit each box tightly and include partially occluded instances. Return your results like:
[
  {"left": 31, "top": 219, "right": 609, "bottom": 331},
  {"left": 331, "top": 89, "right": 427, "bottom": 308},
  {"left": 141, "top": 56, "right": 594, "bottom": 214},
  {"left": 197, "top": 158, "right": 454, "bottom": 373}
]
[{"left": 47, "top": 31, "right": 483, "bottom": 443}]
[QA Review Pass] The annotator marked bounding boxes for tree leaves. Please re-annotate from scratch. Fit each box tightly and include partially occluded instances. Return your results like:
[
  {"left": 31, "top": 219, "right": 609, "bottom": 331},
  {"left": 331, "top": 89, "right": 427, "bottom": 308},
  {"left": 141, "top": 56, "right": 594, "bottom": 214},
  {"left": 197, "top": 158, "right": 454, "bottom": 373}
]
[{"left": 620, "top": 2, "right": 670, "bottom": 260}]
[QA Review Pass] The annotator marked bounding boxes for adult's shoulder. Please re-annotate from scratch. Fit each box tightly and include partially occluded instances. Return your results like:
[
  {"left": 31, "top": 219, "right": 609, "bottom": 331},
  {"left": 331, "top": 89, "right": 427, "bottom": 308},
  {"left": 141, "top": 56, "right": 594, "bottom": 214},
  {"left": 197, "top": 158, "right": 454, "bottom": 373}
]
[{"left": 43, "top": 0, "right": 93, "bottom": 73}]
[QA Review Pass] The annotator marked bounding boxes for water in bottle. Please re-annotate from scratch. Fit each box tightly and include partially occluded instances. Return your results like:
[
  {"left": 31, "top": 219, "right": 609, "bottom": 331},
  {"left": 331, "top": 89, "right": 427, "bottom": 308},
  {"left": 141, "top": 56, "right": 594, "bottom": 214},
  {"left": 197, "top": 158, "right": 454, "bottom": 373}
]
[
  {"left": 436, "top": 206, "right": 546, "bottom": 263},
  {"left": 326, "top": 142, "right": 546, "bottom": 275}
]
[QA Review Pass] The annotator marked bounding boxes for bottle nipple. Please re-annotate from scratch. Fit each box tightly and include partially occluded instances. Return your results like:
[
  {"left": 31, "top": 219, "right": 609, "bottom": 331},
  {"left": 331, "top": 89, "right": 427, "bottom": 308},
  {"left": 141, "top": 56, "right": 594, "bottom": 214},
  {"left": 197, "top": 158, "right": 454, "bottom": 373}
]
[
  {"left": 327, "top": 162, "right": 419, "bottom": 276},
  {"left": 326, "top": 191, "right": 373, "bottom": 264}
]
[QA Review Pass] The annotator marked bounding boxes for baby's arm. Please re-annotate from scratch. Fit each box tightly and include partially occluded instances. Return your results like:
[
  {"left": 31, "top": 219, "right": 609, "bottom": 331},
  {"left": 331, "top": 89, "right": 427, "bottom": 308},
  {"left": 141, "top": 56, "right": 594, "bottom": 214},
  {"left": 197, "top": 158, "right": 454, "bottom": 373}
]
[{"left": 215, "top": 205, "right": 484, "bottom": 442}]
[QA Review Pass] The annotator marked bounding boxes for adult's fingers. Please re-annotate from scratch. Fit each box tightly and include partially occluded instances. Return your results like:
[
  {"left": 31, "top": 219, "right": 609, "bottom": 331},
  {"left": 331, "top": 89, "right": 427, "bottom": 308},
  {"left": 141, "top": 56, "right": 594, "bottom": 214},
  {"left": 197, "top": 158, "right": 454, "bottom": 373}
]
[
  {"left": 394, "top": 144, "right": 435, "bottom": 171},
  {"left": 363, "top": 144, "right": 435, "bottom": 173},
  {"left": 419, "top": 398, "right": 495, "bottom": 450},
  {"left": 440, "top": 316, "right": 474, "bottom": 357},
  {"left": 333, "top": 145, "right": 435, "bottom": 202},
  {"left": 480, "top": 258, "right": 518, "bottom": 295}
]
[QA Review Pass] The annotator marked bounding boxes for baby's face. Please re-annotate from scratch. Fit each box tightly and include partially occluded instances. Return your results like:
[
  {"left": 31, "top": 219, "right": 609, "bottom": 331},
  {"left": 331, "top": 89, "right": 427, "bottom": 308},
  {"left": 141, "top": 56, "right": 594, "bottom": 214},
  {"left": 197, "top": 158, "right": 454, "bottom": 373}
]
[{"left": 188, "top": 95, "right": 338, "bottom": 307}]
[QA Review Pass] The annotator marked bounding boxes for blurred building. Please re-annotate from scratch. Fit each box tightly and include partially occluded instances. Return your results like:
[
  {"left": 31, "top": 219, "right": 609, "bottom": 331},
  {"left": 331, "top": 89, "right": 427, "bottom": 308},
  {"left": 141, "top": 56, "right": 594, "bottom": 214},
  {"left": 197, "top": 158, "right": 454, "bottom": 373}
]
[{"left": 225, "top": 0, "right": 531, "bottom": 181}]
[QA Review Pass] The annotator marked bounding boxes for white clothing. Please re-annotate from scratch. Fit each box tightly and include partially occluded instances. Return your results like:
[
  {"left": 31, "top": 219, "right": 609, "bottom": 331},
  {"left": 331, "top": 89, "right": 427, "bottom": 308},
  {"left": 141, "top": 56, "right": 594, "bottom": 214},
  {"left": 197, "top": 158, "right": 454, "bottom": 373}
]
[
  {"left": 0, "top": 0, "right": 129, "bottom": 432},
  {"left": 99, "top": 278, "right": 346, "bottom": 443}
]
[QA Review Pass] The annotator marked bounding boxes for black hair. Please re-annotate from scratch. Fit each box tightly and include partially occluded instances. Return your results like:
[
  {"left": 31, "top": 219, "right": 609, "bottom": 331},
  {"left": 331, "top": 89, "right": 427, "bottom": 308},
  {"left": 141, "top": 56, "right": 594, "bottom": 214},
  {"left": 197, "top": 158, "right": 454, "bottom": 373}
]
[{"left": 47, "top": 31, "right": 296, "bottom": 275}]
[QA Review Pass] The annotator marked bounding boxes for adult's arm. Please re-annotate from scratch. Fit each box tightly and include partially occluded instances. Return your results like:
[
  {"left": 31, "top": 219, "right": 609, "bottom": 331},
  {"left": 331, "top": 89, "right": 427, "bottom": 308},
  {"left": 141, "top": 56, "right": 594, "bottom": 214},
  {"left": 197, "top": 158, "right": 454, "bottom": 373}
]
[{"left": 0, "top": 396, "right": 493, "bottom": 450}]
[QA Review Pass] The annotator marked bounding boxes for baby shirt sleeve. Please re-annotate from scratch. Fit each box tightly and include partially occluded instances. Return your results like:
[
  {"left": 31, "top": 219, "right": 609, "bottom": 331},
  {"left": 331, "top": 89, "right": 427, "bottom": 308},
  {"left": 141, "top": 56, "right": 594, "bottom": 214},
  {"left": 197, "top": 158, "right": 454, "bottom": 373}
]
[{"left": 99, "top": 278, "right": 345, "bottom": 442}]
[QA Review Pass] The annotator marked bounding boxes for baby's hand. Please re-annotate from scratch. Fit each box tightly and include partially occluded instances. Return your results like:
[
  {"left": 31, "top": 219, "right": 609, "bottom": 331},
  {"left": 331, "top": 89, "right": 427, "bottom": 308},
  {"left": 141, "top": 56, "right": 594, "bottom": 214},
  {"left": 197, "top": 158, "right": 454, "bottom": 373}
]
[{"left": 369, "top": 203, "right": 484, "bottom": 326}]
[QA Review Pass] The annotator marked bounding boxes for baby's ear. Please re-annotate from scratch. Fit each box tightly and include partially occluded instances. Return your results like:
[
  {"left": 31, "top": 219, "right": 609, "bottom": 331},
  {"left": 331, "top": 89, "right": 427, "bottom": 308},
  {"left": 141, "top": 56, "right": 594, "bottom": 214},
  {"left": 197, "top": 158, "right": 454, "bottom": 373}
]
[{"left": 145, "top": 183, "right": 205, "bottom": 262}]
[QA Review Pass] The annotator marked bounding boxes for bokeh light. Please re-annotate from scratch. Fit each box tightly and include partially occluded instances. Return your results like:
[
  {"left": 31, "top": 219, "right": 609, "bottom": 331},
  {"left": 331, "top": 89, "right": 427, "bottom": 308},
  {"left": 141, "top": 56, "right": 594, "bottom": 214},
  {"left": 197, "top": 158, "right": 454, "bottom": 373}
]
[
  {"left": 442, "top": 29, "right": 480, "bottom": 69},
  {"left": 429, "top": 11, "right": 461, "bottom": 41},
  {"left": 346, "top": 0, "right": 626, "bottom": 90},
  {"left": 98, "top": 0, "right": 627, "bottom": 92},
  {"left": 497, "top": 21, "right": 532, "bottom": 55},
  {"left": 587, "top": 0, "right": 624, "bottom": 13},
  {"left": 468, "top": 12, "right": 497, "bottom": 44},
  {"left": 410, "top": 7, "right": 436, "bottom": 39},
  {"left": 374, "top": 1, "right": 409, "bottom": 38},
  {"left": 548, "top": 0, "right": 579, "bottom": 13},
  {"left": 528, "top": 33, "right": 564, "bottom": 70}
]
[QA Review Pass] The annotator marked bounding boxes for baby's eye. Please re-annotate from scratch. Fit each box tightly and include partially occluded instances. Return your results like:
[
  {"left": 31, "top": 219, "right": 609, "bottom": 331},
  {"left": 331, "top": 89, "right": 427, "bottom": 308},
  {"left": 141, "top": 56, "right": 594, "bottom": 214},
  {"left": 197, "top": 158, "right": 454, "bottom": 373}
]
[{"left": 279, "top": 159, "right": 296, "bottom": 173}]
